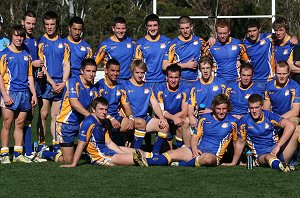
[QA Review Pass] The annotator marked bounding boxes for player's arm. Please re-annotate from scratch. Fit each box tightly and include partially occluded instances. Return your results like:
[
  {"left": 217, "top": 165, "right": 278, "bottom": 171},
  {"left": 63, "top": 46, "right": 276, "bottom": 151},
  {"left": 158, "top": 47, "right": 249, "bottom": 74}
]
[
  {"left": 56, "top": 43, "right": 71, "bottom": 93},
  {"left": 61, "top": 141, "right": 86, "bottom": 168},
  {"left": 190, "top": 134, "right": 201, "bottom": 157},
  {"left": 0, "top": 55, "right": 13, "bottom": 105},
  {"left": 263, "top": 100, "right": 272, "bottom": 111},
  {"left": 281, "top": 103, "right": 300, "bottom": 119},
  {"left": 27, "top": 59, "right": 37, "bottom": 106},
  {"left": 106, "top": 137, "right": 125, "bottom": 153},
  {"left": 69, "top": 98, "right": 90, "bottom": 117},
  {"left": 287, "top": 49, "right": 300, "bottom": 73},
  {"left": 150, "top": 94, "right": 168, "bottom": 128}
]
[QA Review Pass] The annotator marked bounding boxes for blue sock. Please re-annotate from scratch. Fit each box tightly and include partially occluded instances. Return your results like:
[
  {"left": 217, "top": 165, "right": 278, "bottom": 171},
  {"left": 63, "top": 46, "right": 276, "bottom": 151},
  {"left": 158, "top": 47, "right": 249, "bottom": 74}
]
[
  {"left": 178, "top": 158, "right": 198, "bottom": 167},
  {"left": 134, "top": 129, "right": 146, "bottom": 149},
  {"left": 24, "top": 123, "right": 33, "bottom": 155},
  {"left": 146, "top": 153, "right": 170, "bottom": 166},
  {"left": 175, "top": 136, "right": 183, "bottom": 148},
  {"left": 42, "top": 151, "right": 58, "bottom": 160},
  {"left": 37, "top": 141, "right": 46, "bottom": 152},
  {"left": 13, "top": 146, "right": 23, "bottom": 157},
  {"left": 152, "top": 132, "right": 167, "bottom": 154},
  {"left": 52, "top": 140, "right": 60, "bottom": 152},
  {"left": 268, "top": 157, "right": 282, "bottom": 170}
]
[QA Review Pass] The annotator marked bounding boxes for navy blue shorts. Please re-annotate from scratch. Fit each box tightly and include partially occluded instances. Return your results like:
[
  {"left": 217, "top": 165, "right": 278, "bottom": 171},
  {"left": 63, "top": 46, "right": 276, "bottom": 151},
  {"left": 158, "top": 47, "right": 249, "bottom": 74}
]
[
  {"left": 1, "top": 90, "right": 31, "bottom": 111},
  {"left": 39, "top": 78, "right": 62, "bottom": 101},
  {"left": 56, "top": 122, "right": 80, "bottom": 144}
]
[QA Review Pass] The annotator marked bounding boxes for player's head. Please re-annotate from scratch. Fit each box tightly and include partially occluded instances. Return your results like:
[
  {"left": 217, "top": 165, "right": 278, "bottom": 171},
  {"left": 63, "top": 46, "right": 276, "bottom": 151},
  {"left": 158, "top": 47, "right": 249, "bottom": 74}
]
[
  {"left": 80, "top": 58, "right": 97, "bottom": 84},
  {"left": 211, "top": 94, "right": 232, "bottom": 120},
  {"left": 178, "top": 16, "right": 193, "bottom": 40},
  {"left": 275, "top": 60, "right": 290, "bottom": 86},
  {"left": 215, "top": 19, "right": 231, "bottom": 43},
  {"left": 246, "top": 19, "right": 261, "bottom": 42},
  {"left": 69, "top": 16, "right": 84, "bottom": 42},
  {"left": 199, "top": 56, "right": 213, "bottom": 81},
  {"left": 145, "top": 13, "right": 160, "bottom": 38},
  {"left": 112, "top": 17, "right": 127, "bottom": 40},
  {"left": 272, "top": 17, "right": 289, "bottom": 41},
  {"left": 43, "top": 11, "right": 59, "bottom": 36},
  {"left": 130, "top": 59, "right": 147, "bottom": 84},
  {"left": 10, "top": 25, "right": 26, "bottom": 48},
  {"left": 166, "top": 63, "right": 181, "bottom": 89},
  {"left": 239, "top": 63, "right": 253, "bottom": 87},
  {"left": 105, "top": 58, "right": 120, "bottom": 83},
  {"left": 21, "top": 11, "right": 36, "bottom": 36},
  {"left": 248, "top": 94, "right": 263, "bottom": 120},
  {"left": 90, "top": 97, "right": 109, "bottom": 120}
]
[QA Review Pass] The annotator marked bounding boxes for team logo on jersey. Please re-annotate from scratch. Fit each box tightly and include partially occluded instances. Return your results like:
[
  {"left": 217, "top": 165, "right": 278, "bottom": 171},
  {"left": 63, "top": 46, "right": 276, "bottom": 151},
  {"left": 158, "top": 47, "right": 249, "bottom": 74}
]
[
  {"left": 144, "top": 46, "right": 150, "bottom": 49},
  {"left": 197, "top": 89, "right": 202, "bottom": 92},
  {"left": 248, "top": 126, "right": 254, "bottom": 129},
  {"left": 193, "top": 40, "right": 199, "bottom": 45},
  {"left": 8, "top": 56, "right": 14, "bottom": 60},
  {"left": 213, "top": 48, "right": 220, "bottom": 51},
  {"left": 127, "top": 43, "right": 132, "bottom": 48},
  {"left": 70, "top": 87, "right": 76, "bottom": 94},
  {"left": 80, "top": 46, "right": 86, "bottom": 51},
  {"left": 23, "top": 56, "right": 29, "bottom": 61},
  {"left": 34, "top": 41, "right": 37, "bottom": 46},
  {"left": 116, "top": 90, "right": 121, "bottom": 96},
  {"left": 231, "top": 45, "right": 237, "bottom": 50},
  {"left": 260, "top": 40, "right": 266, "bottom": 45},
  {"left": 283, "top": 49, "right": 289, "bottom": 55},
  {"left": 160, "top": 43, "right": 166, "bottom": 49},
  {"left": 176, "top": 93, "right": 181, "bottom": 99},
  {"left": 128, "top": 90, "right": 134, "bottom": 93},
  {"left": 212, "top": 86, "right": 219, "bottom": 91},
  {"left": 144, "top": 88, "right": 150, "bottom": 94},
  {"left": 58, "top": 43, "right": 63, "bottom": 48},
  {"left": 245, "top": 94, "right": 251, "bottom": 99},
  {"left": 222, "top": 123, "right": 228, "bottom": 128},
  {"left": 90, "top": 91, "right": 93, "bottom": 96},
  {"left": 285, "top": 90, "right": 289, "bottom": 96},
  {"left": 265, "top": 123, "right": 269, "bottom": 129}
]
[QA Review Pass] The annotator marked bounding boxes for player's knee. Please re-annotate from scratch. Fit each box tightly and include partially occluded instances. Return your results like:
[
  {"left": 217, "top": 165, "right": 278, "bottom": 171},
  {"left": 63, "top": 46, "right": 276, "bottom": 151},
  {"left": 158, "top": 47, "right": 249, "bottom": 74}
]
[
  {"left": 182, "top": 117, "right": 189, "bottom": 126},
  {"left": 135, "top": 118, "right": 146, "bottom": 130},
  {"left": 203, "top": 154, "right": 217, "bottom": 166}
]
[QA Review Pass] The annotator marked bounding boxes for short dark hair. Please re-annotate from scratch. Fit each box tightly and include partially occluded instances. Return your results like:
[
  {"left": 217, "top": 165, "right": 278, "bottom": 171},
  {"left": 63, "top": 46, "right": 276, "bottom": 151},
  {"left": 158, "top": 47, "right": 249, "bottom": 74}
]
[
  {"left": 178, "top": 16, "right": 192, "bottom": 25},
  {"left": 113, "top": 17, "right": 126, "bottom": 26},
  {"left": 23, "top": 11, "right": 36, "bottom": 20},
  {"left": 239, "top": 62, "right": 253, "bottom": 74},
  {"left": 69, "top": 16, "right": 84, "bottom": 28},
  {"left": 246, "top": 19, "right": 260, "bottom": 30},
  {"left": 81, "top": 58, "right": 97, "bottom": 70},
  {"left": 43, "top": 11, "right": 59, "bottom": 25},
  {"left": 199, "top": 56, "right": 213, "bottom": 68},
  {"left": 272, "top": 17, "right": 289, "bottom": 31},
  {"left": 11, "top": 25, "right": 26, "bottom": 38},
  {"left": 166, "top": 63, "right": 182, "bottom": 77},
  {"left": 248, "top": 94, "right": 263, "bottom": 106},
  {"left": 145, "top": 13, "right": 160, "bottom": 26},
  {"left": 211, "top": 94, "right": 232, "bottom": 113},
  {"left": 90, "top": 97, "right": 109, "bottom": 111},
  {"left": 276, "top": 60, "right": 290, "bottom": 73},
  {"left": 215, "top": 19, "right": 231, "bottom": 31},
  {"left": 106, "top": 58, "right": 120, "bottom": 69}
]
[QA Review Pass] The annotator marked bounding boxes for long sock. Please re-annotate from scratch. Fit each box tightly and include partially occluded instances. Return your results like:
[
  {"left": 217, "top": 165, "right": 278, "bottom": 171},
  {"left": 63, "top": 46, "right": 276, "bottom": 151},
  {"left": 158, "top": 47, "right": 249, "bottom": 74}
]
[
  {"left": 38, "top": 141, "right": 46, "bottom": 152},
  {"left": 13, "top": 146, "right": 23, "bottom": 157},
  {"left": 152, "top": 132, "right": 168, "bottom": 154},
  {"left": 146, "top": 153, "right": 171, "bottom": 166},
  {"left": 134, "top": 129, "right": 146, "bottom": 149},
  {"left": 1, "top": 147, "right": 9, "bottom": 156},
  {"left": 52, "top": 140, "right": 60, "bottom": 152},
  {"left": 178, "top": 157, "right": 200, "bottom": 167},
  {"left": 42, "top": 151, "right": 59, "bottom": 160},
  {"left": 175, "top": 136, "right": 183, "bottom": 148},
  {"left": 24, "top": 123, "right": 33, "bottom": 155},
  {"left": 268, "top": 157, "right": 283, "bottom": 170}
]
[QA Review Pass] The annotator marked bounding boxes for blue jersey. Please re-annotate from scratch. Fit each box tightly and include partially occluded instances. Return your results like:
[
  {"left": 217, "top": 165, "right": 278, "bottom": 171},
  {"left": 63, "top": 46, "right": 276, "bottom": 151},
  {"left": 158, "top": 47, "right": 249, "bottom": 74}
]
[
  {"left": 78, "top": 114, "right": 112, "bottom": 163},
  {"left": 38, "top": 34, "right": 70, "bottom": 79},
  {"left": 226, "top": 82, "right": 261, "bottom": 116},
  {"left": 274, "top": 35, "right": 294, "bottom": 63},
  {"left": 154, "top": 82, "right": 189, "bottom": 115},
  {"left": 23, "top": 36, "right": 38, "bottom": 61},
  {"left": 238, "top": 110, "right": 282, "bottom": 157},
  {"left": 134, "top": 35, "right": 170, "bottom": 83},
  {"left": 95, "top": 78, "right": 128, "bottom": 118},
  {"left": 244, "top": 33, "right": 274, "bottom": 81},
  {"left": 164, "top": 35, "right": 204, "bottom": 81},
  {"left": 64, "top": 36, "right": 92, "bottom": 77},
  {"left": 94, "top": 36, "right": 135, "bottom": 80},
  {"left": 57, "top": 75, "right": 95, "bottom": 125},
  {"left": 196, "top": 113, "right": 238, "bottom": 162},
  {"left": 0, "top": 46, "right": 32, "bottom": 91},
  {"left": 122, "top": 79, "right": 154, "bottom": 118},
  {"left": 0, "top": 36, "right": 9, "bottom": 51},
  {"left": 206, "top": 37, "right": 249, "bottom": 82},
  {"left": 264, "top": 79, "right": 300, "bottom": 115},
  {"left": 190, "top": 76, "right": 226, "bottom": 108}
]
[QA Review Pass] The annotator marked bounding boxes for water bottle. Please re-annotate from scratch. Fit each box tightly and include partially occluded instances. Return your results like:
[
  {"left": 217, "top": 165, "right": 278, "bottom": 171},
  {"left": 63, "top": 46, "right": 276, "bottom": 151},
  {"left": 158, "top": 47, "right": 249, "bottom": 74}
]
[
  {"left": 197, "top": 103, "right": 206, "bottom": 117},
  {"left": 33, "top": 141, "right": 38, "bottom": 153},
  {"left": 246, "top": 150, "right": 253, "bottom": 169}
]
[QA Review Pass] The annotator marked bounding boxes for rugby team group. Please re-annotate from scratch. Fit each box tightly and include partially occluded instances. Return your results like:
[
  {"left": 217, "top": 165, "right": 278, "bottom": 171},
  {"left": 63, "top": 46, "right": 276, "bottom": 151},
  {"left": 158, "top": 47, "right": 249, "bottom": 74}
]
[{"left": 0, "top": 10, "right": 300, "bottom": 172}]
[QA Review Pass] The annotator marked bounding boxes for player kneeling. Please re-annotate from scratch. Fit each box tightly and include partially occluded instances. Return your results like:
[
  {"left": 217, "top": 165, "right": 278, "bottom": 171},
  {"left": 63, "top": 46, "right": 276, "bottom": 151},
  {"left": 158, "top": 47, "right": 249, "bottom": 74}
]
[{"left": 61, "top": 97, "right": 148, "bottom": 167}]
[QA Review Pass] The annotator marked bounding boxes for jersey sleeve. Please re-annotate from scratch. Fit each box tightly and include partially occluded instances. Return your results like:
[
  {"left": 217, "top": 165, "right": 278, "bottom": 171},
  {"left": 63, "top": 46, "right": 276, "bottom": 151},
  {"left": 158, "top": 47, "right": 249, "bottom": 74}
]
[
  {"left": 63, "top": 43, "right": 70, "bottom": 63},
  {"left": 195, "top": 117, "right": 205, "bottom": 137},
  {"left": 134, "top": 42, "right": 143, "bottom": 60},
  {"left": 38, "top": 43, "right": 45, "bottom": 61},
  {"left": 28, "top": 55, "right": 33, "bottom": 76},
  {"left": 78, "top": 119, "right": 95, "bottom": 143},
  {"left": 237, "top": 118, "right": 247, "bottom": 140},
  {"left": 239, "top": 44, "right": 249, "bottom": 62},
  {"left": 94, "top": 42, "right": 106, "bottom": 65},
  {"left": 67, "top": 78, "right": 80, "bottom": 99},
  {"left": 164, "top": 41, "right": 176, "bottom": 63},
  {"left": 85, "top": 46, "right": 93, "bottom": 59}
]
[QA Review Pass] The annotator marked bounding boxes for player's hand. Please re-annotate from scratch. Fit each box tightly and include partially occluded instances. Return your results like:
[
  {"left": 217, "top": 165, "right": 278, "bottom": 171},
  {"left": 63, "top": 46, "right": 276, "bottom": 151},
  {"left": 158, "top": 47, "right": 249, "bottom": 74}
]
[
  {"left": 111, "top": 119, "right": 121, "bottom": 129},
  {"left": 189, "top": 115, "right": 198, "bottom": 128},
  {"left": 173, "top": 117, "right": 183, "bottom": 126},
  {"left": 126, "top": 119, "right": 134, "bottom": 130},
  {"left": 271, "top": 144, "right": 280, "bottom": 156},
  {"left": 198, "top": 108, "right": 212, "bottom": 116},
  {"left": 60, "top": 164, "right": 76, "bottom": 168},
  {"left": 158, "top": 118, "right": 168, "bottom": 129},
  {"left": 31, "top": 94, "right": 38, "bottom": 107},
  {"left": 290, "top": 36, "right": 298, "bottom": 45},
  {"left": 186, "top": 59, "right": 198, "bottom": 70},
  {"left": 192, "top": 148, "right": 202, "bottom": 158},
  {"left": 3, "top": 93, "right": 13, "bottom": 106},
  {"left": 206, "top": 36, "right": 216, "bottom": 47},
  {"left": 56, "top": 82, "right": 66, "bottom": 93}
]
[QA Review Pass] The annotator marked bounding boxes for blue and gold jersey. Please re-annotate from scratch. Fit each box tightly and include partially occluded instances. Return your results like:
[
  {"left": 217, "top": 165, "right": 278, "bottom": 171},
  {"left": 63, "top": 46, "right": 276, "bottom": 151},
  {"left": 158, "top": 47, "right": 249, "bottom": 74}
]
[
  {"left": 244, "top": 33, "right": 274, "bottom": 81},
  {"left": 134, "top": 34, "right": 171, "bottom": 83},
  {"left": 206, "top": 37, "right": 249, "bottom": 82},
  {"left": 64, "top": 36, "right": 92, "bottom": 77},
  {"left": 196, "top": 113, "right": 238, "bottom": 161},
  {"left": 225, "top": 82, "right": 261, "bottom": 116},
  {"left": 154, "top": 82, "right": 188, "bottom": 115},
  {"left": 38, "top": 34, "right": 70, "bottom": 79},
  {"left": 0, "top": 36, "right": 9, "bottom": 51},
  {"left": 0, "top": 46, "right": 32, "bottom": 91},
  {"left": 190, "top": 76, "right": 226, "bottom": 108},
  {"left": 94, "top": 78, "right": 127, "bottom": 118},
  {"left": 56, "top": 75, "right": 94, "bottom": 125},
  {"left": 122, "top": 79, "right": 154, "bottom": 118},
  {"left": 164, "top": 35, "right": 204, "bottom": 81},
  {"left": 274, "top": 35, "right": 294, "bottom": 63},
  {"left": 264, "top": 79, "right": 300, "bottom": 115},
  {"left": 78, "top": 114, "right": 111, "bottom": 163},
  {"left": 238, "top": 110, "right": 282, "bottom": 157},
  {"left": 23, "top": 36, "right": 38, "bottom": 61},
  {"left": 94, "top": 36, "right": 135, "bottom": 80}
]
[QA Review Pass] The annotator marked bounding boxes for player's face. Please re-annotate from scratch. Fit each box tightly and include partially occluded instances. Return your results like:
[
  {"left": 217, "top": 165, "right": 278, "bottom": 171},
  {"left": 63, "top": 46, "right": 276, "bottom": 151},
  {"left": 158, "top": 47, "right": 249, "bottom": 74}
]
[
  {"left": 147, "top": 21, "right": 159, "bottom": 38},
  {"left": 167, "top": 71, "right": 180, "bottom": 89},
  {"left": 247, "top": 27, "right": 260, "bottom": 42},
  {"left": 69, "top": 23, "right": 83, "bottom": 41},
  {"left": 217, "top": 26, "right": 230, "bottom": 43},
  {"left": 240, "top": 68, "right": 253, "bottom": 87},
  {"left": 11, "top": 31, "right": 24, "bottom": 48},
  {"left": 94, "top": 103, "right": 108, "bottom": 120},
  {"left": 132, "top": 67, "right": 145, "bottom": 84},
  {"left": 249, "top": 101, "right": 263, "bottom": 120},
  {"left": 44, "top": 19, "right": 57, "bottom": 36},
  {"left": 106, "top": 64, "right": 120, "bottom": 82},
  {"left": 179, "top": 23, "right": 193, "bottom": 40},
  {"left": 200, "top": 62, "right": 212, "bottom": 81},
  {"left": 22, "top": 16, "right": 36, "bottom": 35},
  {"left": 274, "top": 27, "right": 287, "bottom": 41},
  {"left": 112, "top": 23, "right": 127, "bottom": 40},
  {"left": 214, "top": 103, "right": 228, "bottom": 120},
  {"left": 276, "top": 66, "right": 289, "bottom": 86},
  {"left": 81, "top": 65, "right": 97, "bottom": 83}
]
